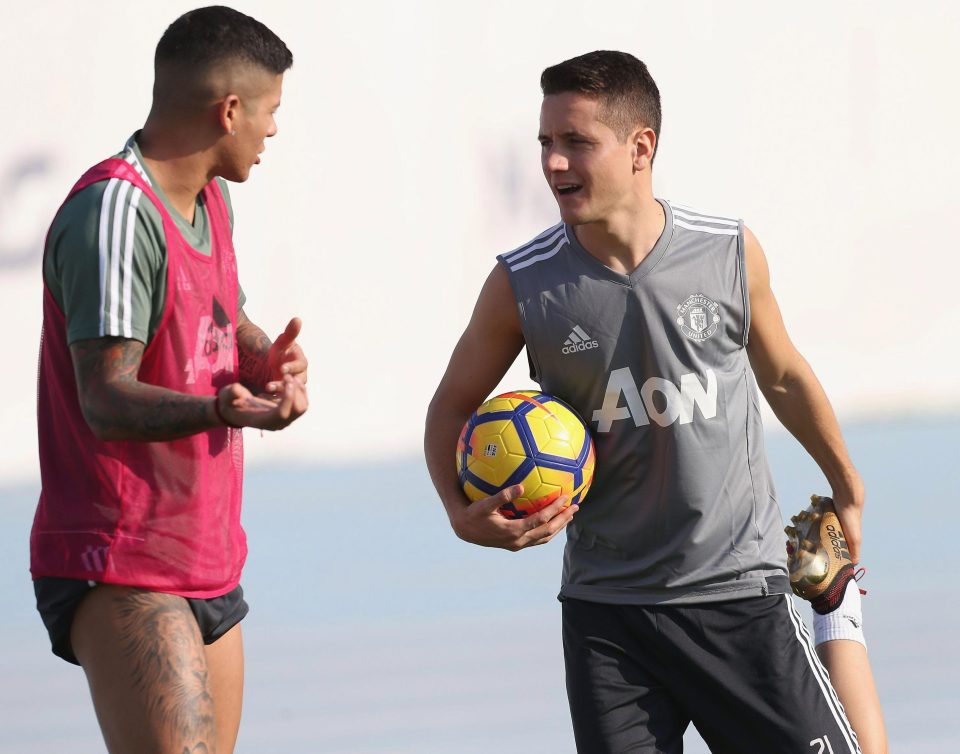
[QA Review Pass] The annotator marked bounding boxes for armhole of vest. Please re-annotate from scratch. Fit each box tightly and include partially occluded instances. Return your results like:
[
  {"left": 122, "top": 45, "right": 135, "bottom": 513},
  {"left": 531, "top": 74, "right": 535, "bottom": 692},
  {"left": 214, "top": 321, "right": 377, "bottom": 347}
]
[
  {"left": 139, "top": 194, "right": 176, "bottom": 358},
  {"left": 737, "top": 220, "right": 750, "bottom": 347},
  {"left": 495, "top": 256, "right": 542, "bottom": 384}
]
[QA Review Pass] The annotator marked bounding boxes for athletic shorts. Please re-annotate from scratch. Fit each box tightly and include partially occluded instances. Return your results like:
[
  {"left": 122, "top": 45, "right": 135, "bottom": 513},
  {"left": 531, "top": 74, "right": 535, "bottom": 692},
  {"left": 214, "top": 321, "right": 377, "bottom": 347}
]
[
  {"left": 562, "top": 595, "right": 861, "bottom": 754},
  {"left": 34, "top": 577, "right": 249, "bottom": 666}
]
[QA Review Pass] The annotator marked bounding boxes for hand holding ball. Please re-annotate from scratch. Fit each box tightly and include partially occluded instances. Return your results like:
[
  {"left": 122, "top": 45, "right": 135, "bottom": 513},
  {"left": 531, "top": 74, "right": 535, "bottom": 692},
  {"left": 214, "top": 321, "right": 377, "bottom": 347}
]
[{"left": 456, "top": 391, "right": 595, "bottom": 519}]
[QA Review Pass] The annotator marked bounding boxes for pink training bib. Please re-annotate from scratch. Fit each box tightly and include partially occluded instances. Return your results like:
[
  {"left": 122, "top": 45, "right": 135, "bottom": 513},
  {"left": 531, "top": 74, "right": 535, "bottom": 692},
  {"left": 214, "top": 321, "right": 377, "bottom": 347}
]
[{"left": 32, "top": 158, "right": 246, "bottom": 598}]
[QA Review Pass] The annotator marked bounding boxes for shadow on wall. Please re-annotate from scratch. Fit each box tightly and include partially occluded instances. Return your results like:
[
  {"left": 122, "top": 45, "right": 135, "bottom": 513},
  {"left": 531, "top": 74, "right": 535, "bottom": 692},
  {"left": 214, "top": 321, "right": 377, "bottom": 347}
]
[{"left": 0, "top": 154, "right": 60, "bottom": 271}]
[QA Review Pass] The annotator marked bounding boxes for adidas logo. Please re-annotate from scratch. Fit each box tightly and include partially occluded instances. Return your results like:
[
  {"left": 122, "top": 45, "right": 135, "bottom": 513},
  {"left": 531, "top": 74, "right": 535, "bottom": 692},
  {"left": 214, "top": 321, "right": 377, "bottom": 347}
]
[{"left": 562, "top": 325, "right": 599, "bottom": 355}]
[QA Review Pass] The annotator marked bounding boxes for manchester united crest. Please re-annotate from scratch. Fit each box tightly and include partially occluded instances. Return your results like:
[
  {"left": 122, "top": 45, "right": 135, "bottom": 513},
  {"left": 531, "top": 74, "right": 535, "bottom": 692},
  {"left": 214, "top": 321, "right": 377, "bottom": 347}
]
[{"left": 676, "top": 293, "right": 721, "bottom": 341}]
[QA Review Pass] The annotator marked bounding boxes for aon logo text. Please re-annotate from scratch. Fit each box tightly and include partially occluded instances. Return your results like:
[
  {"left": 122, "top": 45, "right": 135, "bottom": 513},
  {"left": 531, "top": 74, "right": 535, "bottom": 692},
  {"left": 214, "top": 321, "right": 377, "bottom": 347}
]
[{"left": 592, "top": 368, "right": 718, "bottom": 433}]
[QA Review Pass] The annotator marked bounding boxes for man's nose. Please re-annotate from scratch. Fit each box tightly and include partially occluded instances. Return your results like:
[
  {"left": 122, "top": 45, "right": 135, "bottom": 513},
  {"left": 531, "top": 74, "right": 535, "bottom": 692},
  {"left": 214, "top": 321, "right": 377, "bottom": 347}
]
[{"left": 544, "top": 149, "right": 569, "bottom": 173}]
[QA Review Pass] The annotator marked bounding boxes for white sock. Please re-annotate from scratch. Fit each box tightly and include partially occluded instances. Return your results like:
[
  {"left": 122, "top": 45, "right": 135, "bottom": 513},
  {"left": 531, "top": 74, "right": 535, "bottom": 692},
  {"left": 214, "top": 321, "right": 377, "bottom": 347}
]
[{"left": 813, "top": 578, "right": 867, "bottom": 649}]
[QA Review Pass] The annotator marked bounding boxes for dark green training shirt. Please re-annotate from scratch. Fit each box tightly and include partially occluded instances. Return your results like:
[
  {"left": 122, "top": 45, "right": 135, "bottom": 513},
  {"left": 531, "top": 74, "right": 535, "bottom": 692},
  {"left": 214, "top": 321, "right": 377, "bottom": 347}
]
[{"left": 44, "top": 133, "right": 245, "bottom": 345}]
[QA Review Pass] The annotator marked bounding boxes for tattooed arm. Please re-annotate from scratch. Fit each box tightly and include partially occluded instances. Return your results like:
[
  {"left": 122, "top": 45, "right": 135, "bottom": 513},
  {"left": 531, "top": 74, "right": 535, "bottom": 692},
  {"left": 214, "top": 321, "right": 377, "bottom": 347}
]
[
  {"left": 236, "top": 309, "right": 272, "bottom": 393},
  {"left": 236, "top": 308, "right": 309, "bottom": 393},
  {"left": 71, "top": 337, "right": 218, "bottom": 441},
  {"left": 71, "top": 336, "right": 308, "bottom": 441}
]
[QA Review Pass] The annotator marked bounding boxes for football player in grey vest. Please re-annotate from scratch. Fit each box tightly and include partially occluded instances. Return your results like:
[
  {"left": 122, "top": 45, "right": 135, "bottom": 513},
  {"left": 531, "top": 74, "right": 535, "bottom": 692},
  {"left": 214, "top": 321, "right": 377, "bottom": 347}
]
[{"left": 425, "top": 51, "right": 886, "bottom": 753}]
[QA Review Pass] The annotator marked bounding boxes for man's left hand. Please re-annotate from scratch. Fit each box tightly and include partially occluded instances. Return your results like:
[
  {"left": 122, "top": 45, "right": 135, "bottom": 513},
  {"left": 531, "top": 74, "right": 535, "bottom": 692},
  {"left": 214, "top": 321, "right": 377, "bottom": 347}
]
[{"left": 265, "top": 317, "right": 308, "bottom": 391}]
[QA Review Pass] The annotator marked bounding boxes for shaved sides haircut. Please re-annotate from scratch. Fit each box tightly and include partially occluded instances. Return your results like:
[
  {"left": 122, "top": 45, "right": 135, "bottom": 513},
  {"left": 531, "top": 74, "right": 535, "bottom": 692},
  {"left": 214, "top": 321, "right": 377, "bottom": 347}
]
[
  {"left": 153, "top": 5, "right": 293, "bottom": 107},
  {"left": 541, "top": 51, "right": 661, "bottom": 155}
]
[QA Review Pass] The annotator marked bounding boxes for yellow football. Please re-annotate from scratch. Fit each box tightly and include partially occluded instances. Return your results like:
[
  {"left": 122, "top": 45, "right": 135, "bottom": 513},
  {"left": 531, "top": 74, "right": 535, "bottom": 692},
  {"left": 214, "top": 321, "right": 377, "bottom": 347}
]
[{"left": 456, "top": 390, "right": 596, "bottom": 519}]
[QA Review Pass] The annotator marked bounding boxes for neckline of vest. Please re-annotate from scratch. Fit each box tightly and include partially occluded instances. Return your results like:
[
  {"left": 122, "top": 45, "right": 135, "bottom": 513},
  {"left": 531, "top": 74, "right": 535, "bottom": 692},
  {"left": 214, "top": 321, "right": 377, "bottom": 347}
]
[
  {"left": 126, "top": 134, "right": 215, "bottom": 256},
  {"left": 564, "top": 198, "right": 674, "bottom": 286}
]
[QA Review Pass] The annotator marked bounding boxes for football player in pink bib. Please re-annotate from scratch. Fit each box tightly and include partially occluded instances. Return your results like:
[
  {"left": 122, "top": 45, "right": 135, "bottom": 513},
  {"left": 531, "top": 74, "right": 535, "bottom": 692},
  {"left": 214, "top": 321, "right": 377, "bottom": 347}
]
[{"left": 31, "top": 7, "right": 307, "bottom": 752}]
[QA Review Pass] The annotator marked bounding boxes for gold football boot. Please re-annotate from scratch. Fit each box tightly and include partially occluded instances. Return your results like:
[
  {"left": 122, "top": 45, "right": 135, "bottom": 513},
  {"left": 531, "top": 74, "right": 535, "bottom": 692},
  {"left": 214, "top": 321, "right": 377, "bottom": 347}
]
[{"left": 784, "top": 494, "right": 856, "bottom": 615}]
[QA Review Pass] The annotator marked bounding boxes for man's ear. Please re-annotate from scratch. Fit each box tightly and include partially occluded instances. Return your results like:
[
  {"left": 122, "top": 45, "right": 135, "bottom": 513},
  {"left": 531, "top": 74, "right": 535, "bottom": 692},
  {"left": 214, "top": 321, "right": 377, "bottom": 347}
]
[
  {"left": 218, "top": 94, "right": 241, "bottom": 136},
  {"left": 632, "top": 126, "right": 657, "bottom": 172}
]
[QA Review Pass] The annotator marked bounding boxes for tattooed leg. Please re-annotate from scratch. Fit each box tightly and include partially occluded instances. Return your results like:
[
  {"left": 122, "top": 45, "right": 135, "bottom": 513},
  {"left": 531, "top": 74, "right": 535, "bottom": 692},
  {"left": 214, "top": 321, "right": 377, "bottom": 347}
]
[{"left": 71, "top": 585, "right": 219, "bottom": 754}]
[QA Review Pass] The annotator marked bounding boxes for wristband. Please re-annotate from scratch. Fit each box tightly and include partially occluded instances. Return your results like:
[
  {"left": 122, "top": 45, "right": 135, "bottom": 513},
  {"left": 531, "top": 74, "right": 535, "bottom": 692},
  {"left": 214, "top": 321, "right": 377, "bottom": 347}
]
[{"left": 213, "top": 396, "right": 242, "bottom": 429}]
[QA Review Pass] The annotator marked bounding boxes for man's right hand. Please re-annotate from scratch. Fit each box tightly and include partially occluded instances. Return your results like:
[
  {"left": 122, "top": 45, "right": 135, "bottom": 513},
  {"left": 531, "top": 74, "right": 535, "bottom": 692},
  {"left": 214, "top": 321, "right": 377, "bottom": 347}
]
[
  {"left": 217, "top": 374, "right": 308, "bottom": 431},
  {"left": 448, "top": 484, "right": 578, "bottom": 551}
]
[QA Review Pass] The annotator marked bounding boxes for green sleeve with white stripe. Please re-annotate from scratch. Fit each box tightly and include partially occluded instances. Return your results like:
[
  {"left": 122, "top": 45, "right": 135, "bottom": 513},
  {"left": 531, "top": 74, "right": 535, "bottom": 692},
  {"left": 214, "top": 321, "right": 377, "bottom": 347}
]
[
  {"left": 44, "top": 179, "right": 245, "bottom": 347},
  {"left": 44, "top": 180, "right": 166, "bottom": 346}
]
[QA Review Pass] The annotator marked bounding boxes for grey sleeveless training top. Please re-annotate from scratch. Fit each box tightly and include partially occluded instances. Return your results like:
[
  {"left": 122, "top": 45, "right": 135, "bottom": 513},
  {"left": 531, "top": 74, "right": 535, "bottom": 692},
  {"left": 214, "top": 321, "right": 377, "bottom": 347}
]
[{"left": 497, "top": 199, "right": 789, "bottom": 605}]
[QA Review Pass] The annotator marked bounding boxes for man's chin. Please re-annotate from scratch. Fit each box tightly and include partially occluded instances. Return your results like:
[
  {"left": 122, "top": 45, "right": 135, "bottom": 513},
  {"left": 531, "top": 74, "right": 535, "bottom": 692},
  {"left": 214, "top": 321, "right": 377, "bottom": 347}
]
[
  {"left": 220, "top": 167, "right": 251, "bottom": 183},
  {"left": 557, "top": 207, "right": 592, "bottom": 226}
]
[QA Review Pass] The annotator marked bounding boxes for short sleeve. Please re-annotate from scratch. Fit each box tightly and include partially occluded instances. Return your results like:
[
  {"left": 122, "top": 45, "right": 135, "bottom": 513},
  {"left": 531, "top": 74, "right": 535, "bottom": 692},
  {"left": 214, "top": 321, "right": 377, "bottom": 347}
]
[{"left": 44, "top": 179, "right": 166, "bottom": 346}]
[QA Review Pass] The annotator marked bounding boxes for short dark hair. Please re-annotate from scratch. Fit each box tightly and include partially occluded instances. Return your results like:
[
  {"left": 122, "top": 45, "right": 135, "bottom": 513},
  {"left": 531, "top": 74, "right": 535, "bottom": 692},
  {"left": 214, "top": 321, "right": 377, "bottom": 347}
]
[
  {"left": 541, "top": 51, "right": 661, "bottom": 152},
  {"left": 156, "top": 5, "right": 293, "bottom": 76}
]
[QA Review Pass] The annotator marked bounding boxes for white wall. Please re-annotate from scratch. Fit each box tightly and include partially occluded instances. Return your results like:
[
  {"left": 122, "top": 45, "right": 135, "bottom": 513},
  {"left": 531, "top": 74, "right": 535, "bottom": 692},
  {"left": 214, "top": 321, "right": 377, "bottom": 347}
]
[{"left": 2, "top": 0, "right": 958, "bottom": 483}]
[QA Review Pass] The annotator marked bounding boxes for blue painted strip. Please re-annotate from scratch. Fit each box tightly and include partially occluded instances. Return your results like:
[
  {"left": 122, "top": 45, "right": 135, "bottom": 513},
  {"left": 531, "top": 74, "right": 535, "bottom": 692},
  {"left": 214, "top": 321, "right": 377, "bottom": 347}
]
[
  {"left": 464, "top": 469, "right": 502, "bottom": 497},
  {"left": 547, "top": 396, "right": 594, "bottom": 467},
  {"left": 515, "top": 397, "right": 538, "bottom": 415},
  {"left": 510, "top": 412, "right": 537, "bottom": 458},
  {"left": 499, "top": 501, "right": 524, "bottom": 519},
  {"left": 574, "top": 433, "right": 592, "bottom": 466},
  {"left": 464, "top": 456, "right": 536, "bottom": 498},
  {"left": 535, "top": 451, "right": 581, "bottom": 468},
  {"left": 458, "top": 427, "right": 474, "bottom": 486},
  {"left": 513, "top": 398, "right": 592, "bottom": 473},
  {"left": 503, "top": 456, "right": 536, "bottom": 488},
  {"left": 462, "top": 407, "right": 525, "bottom": 490}
]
